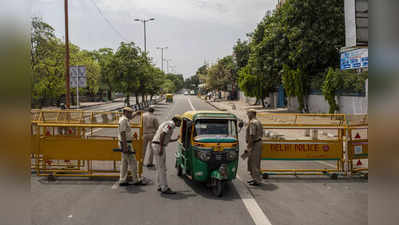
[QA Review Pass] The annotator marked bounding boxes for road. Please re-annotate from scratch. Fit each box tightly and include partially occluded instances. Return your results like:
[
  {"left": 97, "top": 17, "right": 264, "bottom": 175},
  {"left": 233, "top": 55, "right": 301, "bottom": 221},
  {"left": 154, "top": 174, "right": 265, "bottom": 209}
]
[{"left": 31, "top": 95, "right": 368, "bottom": 225}]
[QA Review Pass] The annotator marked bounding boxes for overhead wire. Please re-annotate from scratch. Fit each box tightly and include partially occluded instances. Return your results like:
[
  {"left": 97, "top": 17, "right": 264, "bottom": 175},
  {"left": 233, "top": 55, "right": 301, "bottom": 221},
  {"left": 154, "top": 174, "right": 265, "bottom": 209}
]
[{"left": 88, "top": 0, "right": 129, "bottom": 42}]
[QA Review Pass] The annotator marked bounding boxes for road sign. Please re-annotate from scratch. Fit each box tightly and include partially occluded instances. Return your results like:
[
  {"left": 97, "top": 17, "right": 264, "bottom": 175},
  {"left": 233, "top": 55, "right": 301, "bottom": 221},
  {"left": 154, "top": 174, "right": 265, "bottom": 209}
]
[
  {"left": 340, "top": 48, "right": 368, "bottom": 70},
  {"left": 70, "top": 66, "right": 87, "bottom": 88}
]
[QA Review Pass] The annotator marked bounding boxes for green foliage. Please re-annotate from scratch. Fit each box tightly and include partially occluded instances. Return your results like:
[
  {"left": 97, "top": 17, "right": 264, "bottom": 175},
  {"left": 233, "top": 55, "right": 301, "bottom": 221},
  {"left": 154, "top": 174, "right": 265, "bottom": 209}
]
[
  {"left": 282, "top": 65, "right": 305, "bottom": 110},
  {"left": 322, "top": 68, "right": 368, "bottom": 113}
]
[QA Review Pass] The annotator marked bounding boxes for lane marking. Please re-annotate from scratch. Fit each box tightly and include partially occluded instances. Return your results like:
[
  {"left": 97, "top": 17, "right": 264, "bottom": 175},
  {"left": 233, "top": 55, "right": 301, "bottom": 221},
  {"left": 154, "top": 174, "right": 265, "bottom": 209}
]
[
  {"left": 187, "top": 96, "right": 196, "bottom": 111},
  {"left": 316, "top": 160, "right": 336, "bottom": 168},
  {"left": 85, "top": 128, "right": 102, "bottom": 136},
  {"left": 190, "top": 96, "right": 272, "bottom": 225},
  {"left": 236, "top": 176, "right": 273, "bottom": 225}
]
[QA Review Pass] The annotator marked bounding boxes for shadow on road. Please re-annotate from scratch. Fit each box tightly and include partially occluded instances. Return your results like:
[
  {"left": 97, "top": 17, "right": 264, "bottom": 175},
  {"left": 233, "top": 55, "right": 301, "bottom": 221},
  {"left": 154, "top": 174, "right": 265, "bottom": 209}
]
[
  {"left": 177, "top": 175, "right": 242, "bottom": 201},
  {"left": 262, "top": 176, "right": 368, "bottom": 184}
]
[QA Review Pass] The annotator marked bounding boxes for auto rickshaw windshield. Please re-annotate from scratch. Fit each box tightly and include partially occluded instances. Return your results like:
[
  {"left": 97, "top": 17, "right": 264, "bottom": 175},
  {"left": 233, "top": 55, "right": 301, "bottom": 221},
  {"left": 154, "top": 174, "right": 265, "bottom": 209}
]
[{"left": 193, "top": 119, "right": 237, "bottom": 138}]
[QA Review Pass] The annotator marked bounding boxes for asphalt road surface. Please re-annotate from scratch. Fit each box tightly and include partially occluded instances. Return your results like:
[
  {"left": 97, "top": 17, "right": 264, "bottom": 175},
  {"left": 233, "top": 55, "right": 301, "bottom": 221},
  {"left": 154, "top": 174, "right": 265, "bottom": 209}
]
[{"left": 31, "top": 95, "right": 367, "bottom": 225}]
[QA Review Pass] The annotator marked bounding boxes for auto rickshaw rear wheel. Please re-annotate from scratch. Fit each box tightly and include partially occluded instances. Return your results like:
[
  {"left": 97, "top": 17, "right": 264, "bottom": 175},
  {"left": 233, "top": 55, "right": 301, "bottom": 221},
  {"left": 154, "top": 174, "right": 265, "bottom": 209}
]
[{"left": 212, "top": 179, "right": 224, "bottom": 197}]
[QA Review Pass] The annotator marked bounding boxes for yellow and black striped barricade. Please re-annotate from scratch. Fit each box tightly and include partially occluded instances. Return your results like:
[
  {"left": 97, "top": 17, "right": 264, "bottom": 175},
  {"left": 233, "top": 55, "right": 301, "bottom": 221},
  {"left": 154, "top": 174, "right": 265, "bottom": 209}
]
[
  {"left": 257, "top": 113, "right": 346, "bottom": 179},
  {"left": 346, "top": 114, "right": 368, "bottom": 177},
  {"left": 31, "top": 110, "right": 144, "bottom": 178}
]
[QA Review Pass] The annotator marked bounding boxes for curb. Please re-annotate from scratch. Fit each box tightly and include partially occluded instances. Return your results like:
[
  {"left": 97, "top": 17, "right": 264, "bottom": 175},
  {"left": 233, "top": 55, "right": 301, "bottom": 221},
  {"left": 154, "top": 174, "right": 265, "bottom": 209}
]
[{"left": 204, "top": 100, "right": 228, "bottom": 111}]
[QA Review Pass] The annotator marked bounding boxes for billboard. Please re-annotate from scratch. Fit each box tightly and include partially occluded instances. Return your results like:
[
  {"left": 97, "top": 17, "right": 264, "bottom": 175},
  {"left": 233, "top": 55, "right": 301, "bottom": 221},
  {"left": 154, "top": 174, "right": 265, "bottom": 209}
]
[{"left": 340, "top": 48, "right": 368, "bottom": 70}]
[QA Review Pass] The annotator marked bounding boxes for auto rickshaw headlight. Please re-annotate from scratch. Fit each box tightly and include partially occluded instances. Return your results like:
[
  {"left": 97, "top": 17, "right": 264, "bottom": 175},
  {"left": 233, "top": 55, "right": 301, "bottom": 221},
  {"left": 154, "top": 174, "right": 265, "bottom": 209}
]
[
  {"left": 227, "top": 151, "right": 238, "bottom": 161},
  {"left": 196, "top": 150, "right": 212, "bottom": 161}
]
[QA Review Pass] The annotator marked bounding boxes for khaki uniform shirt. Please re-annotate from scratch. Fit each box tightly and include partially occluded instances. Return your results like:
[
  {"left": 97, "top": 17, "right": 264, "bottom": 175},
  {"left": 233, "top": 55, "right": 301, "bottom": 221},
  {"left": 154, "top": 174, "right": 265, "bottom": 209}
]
[
  {"left": 143, "top": 112, "right": 159, "bottom": 135},
  {"left": 118, "top": 115, "right": 133, "bottom": 141},
  {"left": 152, "top": 121, "right": 176, "bottom": 146},
  {"left": 246, "top": 118, "right": 263, "bottom": 143}
]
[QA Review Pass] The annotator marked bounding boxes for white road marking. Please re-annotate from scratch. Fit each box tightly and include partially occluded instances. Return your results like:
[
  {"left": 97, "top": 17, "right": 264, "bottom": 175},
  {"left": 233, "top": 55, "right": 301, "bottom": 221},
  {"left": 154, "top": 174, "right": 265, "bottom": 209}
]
[
  {"left": 187, "top": 96, "right": 196, "bottom": 110},
  {"left": 316, "top": 160, "right": 336, "bottom": 168},
  {"left": 188, "top": 96, "right": 272, "bottom": 225},
  {"left": 236, "top": 176, "right": 273, "bottom": 225},
  {"left": 85, "top": 128, "right": 102, "bottom": 136}
]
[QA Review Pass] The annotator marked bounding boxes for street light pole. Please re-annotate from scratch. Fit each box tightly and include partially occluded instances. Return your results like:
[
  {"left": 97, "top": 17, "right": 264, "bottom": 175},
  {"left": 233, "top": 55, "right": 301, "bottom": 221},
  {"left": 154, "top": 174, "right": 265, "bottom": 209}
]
[
  {"left": 134, "top": 18, "right": 155, "bottom": 53},
  {"left": 156, "top": 46, "right": 168, "bottom": 72},
  {"left": 166, "top": 59, "right": 172, "bottom": 73},
  {"left": 64, "top": 0, "right": 70, "bottom": 109}
]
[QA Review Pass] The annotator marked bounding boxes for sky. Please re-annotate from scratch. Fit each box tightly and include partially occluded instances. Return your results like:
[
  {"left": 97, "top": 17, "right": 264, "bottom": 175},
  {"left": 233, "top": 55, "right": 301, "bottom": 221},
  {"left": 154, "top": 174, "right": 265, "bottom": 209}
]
[{"left": 32, "top": 0, "right": 277, "bottom": 78}]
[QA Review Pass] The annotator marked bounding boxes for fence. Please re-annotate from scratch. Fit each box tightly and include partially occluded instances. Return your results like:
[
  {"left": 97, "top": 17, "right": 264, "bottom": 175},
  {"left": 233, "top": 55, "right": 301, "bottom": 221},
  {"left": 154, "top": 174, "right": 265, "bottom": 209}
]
[{"left": 31, "top": 110, "right": 143, "bottom": 178}]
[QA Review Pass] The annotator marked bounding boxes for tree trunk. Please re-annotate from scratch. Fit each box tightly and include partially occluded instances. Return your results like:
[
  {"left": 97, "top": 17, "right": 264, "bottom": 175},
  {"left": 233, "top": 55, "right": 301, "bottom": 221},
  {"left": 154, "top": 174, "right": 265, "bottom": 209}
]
[
  {"left": 150, "top": 95, "right": 153, "bottom": 101},
  {"left": 126, "top": 93, "right": 130, "bottom": 106},
  {"left": 261, "top": 91, "right": 266, "bottom": 108},
  {"left": 107, "top": 89, "right": 112, "bottom": 101},
  {"left": 135, "top": 93, "right": 139, "bottom": 104},
  {"left": 142, "top": 94, "right": 145, "bottom": 104}
]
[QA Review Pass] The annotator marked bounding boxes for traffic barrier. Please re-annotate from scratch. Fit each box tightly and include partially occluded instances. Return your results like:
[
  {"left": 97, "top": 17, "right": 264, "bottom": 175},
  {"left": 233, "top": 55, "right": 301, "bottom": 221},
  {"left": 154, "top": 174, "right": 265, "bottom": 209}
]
[
  {"left": 31, "top": 109, "right": 144, "bottom": 178},
  {"left": 346, "top": 114, "right": 368, "bottom": 176},
  {"left": 257, "top": 113, "right": 346, "bottom": 179}
]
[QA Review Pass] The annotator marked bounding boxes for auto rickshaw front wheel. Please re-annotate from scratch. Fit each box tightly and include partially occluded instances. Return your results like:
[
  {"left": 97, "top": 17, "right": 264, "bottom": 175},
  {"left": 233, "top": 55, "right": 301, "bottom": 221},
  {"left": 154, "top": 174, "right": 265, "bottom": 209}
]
[
  {"left": 211, "top": 179, "right": 225, "bottom": 197},
  {"left": 176, "top": 163, "right": 182, "bottom": 177}
]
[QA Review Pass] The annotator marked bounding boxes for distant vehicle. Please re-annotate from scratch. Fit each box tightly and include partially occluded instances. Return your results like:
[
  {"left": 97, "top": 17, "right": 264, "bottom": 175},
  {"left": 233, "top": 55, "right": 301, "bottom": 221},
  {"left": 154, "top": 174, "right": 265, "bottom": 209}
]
[
  {"left": 184, "top": 91, "right": 189, "bottom": 95},
  {"left": 190, "top": 90, "right": 195, "bottom": 95}
]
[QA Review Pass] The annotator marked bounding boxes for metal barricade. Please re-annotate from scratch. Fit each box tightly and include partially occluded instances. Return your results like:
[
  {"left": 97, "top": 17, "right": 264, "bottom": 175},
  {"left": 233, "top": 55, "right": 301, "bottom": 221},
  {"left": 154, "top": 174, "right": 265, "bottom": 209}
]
[
  {"left": 31, "top": 110, "right": 144, "bottom": 178},
  {"left": 257, "top": 113, "right": 346, "bottom": 179},
  {"left": 346, "top": 114, "right": 368, "bottom": 176}
]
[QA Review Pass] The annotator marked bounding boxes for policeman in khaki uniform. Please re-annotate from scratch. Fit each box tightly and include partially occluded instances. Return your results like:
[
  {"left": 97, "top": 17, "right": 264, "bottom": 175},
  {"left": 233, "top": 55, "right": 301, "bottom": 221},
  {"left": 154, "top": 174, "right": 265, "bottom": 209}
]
[
  {"left": 118, "top": 107, "right": 146, "bottom": 186},
  {"left": 142, "top": 106, "right": 159, "bottom": 167},
  {"left": 151, "top": 115, "right": 181, "bottom": 194},
  {"left": 245, "top": 109, "right": 263, "bottom": 186}
]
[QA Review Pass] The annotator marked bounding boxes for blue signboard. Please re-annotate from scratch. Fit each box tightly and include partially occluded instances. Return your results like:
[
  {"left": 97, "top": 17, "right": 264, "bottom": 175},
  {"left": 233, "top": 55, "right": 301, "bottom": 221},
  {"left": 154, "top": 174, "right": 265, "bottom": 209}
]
[{"left": 340, "top": 48, "right": 368, "bottom": 70}]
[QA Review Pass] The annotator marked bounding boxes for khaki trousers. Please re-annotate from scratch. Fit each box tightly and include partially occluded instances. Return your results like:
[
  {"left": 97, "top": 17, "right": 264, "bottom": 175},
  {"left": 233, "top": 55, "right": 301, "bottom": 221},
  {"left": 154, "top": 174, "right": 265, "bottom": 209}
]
[
  {"left": 247, "top": 141, "right": 262, "bottom": 183},
  {"left": 152, "top": 144, "right": 168, "bottom": 191},
  {"left": 119, "top": 143, "right": 138, "bottom": 183},
  {"left": 143, "top": 134, "right": 155, "bottom": 165}
]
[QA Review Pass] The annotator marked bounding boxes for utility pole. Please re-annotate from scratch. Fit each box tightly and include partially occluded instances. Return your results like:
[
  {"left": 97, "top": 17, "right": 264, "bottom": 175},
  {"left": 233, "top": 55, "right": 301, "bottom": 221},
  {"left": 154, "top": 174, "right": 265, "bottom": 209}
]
[
  {"left": 165, "top": 59, "right": 172, "bottom": 73},
  {"left": 64, "top": 0, "right": 70, "bottom": 109},
  {"left": 156, "top": 46, "right": 168, "bottom": 72},
  {"left": 134, "top": 18, "right": 155, "bottom": 53}
]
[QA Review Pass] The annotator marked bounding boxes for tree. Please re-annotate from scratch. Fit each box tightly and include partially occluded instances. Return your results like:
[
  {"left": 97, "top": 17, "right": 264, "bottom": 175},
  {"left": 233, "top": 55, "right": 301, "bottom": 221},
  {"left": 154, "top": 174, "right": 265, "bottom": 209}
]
[
  {"left": 278, "top": 0, "right": 345, "bottom": 111},
  {"left": 110, "top": 42, "right": 143, "bottom": 106},
  {"left": 92, "top": 48, "right": 115, "bottom": 100}
]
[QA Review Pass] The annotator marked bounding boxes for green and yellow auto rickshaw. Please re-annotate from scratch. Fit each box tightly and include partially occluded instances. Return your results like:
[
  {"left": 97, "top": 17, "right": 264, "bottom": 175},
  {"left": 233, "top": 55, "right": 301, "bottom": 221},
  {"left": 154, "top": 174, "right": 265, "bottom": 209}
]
[
  {"left": 175, "top": 111, "right": 243, "bottom": 197},
  {"left": 166, "top": 94, "right": 173, "bottom": 103}
]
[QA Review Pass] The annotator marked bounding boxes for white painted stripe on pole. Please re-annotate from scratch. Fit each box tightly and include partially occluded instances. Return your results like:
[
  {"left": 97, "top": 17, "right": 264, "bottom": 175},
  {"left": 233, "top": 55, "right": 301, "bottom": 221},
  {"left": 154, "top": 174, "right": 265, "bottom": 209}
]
[
  {"left": 235, "top": 176, "right": 273, "bottom": 225},
  {"left": 187, "top": 96, "right": 196, "bottom": 111}
]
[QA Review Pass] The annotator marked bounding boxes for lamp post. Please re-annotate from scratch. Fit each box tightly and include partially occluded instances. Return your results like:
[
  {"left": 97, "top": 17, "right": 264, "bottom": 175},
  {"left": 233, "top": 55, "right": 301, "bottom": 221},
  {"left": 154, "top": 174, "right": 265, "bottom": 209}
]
[
  {"left": 134, "top": 18, "right": 155, "bottom": 53},
  {"left": 64, "top": 0, "right": 71, "bottom": 108},
  {"left": 165, "top": 59, "right": 172, "bottom": 73},
  {"left": 156, "top": 46, "right": 168, "bottom": 72}
]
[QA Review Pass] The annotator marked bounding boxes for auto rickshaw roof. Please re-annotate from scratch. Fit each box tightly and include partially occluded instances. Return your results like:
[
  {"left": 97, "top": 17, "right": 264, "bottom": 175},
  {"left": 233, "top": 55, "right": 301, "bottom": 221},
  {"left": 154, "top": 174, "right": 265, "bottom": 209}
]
[
  {"left": 166, "top": 93, "right": 173, "bottom": 96},
  {"left": 182, "top": 111, "right": 237, "bottom": 121}
]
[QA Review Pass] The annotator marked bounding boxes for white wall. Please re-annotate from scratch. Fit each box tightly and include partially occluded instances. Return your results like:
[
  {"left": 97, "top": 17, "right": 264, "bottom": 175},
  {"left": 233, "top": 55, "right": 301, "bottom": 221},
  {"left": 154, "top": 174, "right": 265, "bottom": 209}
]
[{"left": 288, "top": 95, "right": 368, "bottom": 114}]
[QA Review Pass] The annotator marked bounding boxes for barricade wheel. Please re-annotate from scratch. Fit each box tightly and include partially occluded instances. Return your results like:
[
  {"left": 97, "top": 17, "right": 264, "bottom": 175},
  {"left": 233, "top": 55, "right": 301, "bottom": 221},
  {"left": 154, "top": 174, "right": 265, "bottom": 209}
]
[
  {"left": 262, "top": 173, "right": 269, "bottom": 179},
  {"left": 330, "top": 173, "right": 338, "bottom": 180}
]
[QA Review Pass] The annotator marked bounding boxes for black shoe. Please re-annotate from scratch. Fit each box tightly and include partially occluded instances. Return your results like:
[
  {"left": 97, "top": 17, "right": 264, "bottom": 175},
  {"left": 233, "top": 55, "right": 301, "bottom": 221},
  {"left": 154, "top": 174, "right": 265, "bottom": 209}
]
[
  {"left": 157, "top": 187, "right": 162, "bottom": 192},
  {"left": 133, "top": 180, "right": 146, "bottom": 186},
  {"left": 247, "top": 179, "right": 255, "bottom": 184},
  {"left": 119, "top": 182, "right": 129, "bottom": 186},
  {"left": 161, "top": 188, "right": 176, "bottom": 194},
  {"left": 248, "top": 181, "right": 260, "bottom": 186},
  {"left": 146, "top": 164, "right": 155, "bottom": 168}
]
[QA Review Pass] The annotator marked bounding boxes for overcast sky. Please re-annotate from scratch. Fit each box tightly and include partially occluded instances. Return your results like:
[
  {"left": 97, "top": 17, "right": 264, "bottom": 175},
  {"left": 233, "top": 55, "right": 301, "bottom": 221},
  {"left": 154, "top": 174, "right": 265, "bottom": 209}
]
[{"left": 32, "top": 0, "right": 277, "bottom": 78}]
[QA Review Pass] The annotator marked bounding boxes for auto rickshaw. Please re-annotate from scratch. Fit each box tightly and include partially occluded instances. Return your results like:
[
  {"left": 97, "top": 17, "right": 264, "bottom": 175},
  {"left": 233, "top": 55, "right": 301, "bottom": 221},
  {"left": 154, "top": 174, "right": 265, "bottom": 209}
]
[
  {"left": 166, "top": 94, "right": 173, "bottom": 103},
  {"left": 175, "top": 111, "right": 243, "bottom": 197}
]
